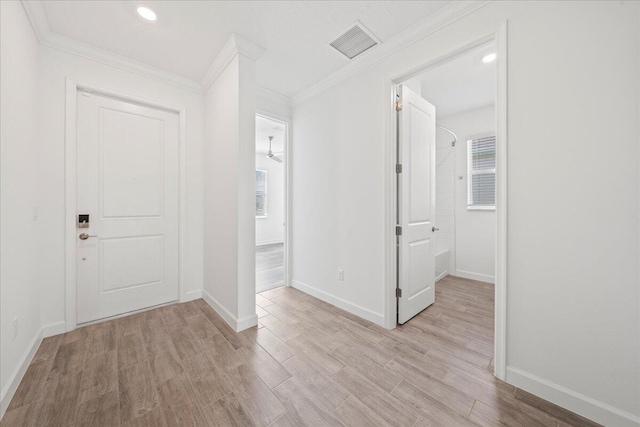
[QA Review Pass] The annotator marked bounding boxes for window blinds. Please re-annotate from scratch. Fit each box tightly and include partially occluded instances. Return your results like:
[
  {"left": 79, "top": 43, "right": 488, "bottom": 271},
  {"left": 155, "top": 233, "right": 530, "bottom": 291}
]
[{"left": 467, "top": 135, "right": 496, "bottom": 209}]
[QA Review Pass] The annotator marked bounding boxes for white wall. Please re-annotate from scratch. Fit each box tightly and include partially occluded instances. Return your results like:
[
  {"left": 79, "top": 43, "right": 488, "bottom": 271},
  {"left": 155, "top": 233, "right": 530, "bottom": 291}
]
[
  {"left": 236, "top": 54, "right": 259, "bottom": 325},
  {"left": 439, "top": 106, "right": 496, "bottom": 283},
  {"left": 38, "top": 46, "right": 205, "bottom": 332},
  {"left": 292, "top": 68, "right": 386, "bottom": 324},
  {"left": 0, "top": 1, "right": 43, "bottom": 414},
  {"left": 256, "top": 155, "right": 285, "bottom": 246},
  {"left": 434, "top": 122, "right": 456, "bottom": 274},
  {"left": 292, "top": 1, "right": 640, "bottom": 424},
  {"left": 204, "top": 57, "right": 240, "bottom": 325},
  {"left": 203, "top": 52, "right": 258, "bottom": 331}
]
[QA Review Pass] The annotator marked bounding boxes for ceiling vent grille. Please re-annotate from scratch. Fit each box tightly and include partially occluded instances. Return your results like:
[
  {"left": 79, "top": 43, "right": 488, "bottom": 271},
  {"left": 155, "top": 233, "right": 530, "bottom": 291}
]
[{"left": 330, "top": 22, "right": 380, "bottom": 59}]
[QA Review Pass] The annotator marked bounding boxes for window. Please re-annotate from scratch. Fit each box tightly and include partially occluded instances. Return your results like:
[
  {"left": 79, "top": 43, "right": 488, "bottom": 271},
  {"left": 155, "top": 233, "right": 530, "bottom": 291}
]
[
  {"left": 467, "top": 135, "right": 496, "bottom": 210},
  {"left": 256, "top": 170, "right": 267, "bottom": 218}
]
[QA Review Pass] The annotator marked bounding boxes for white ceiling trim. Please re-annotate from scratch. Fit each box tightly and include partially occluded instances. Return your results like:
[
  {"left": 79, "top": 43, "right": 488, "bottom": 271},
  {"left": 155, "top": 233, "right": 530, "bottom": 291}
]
[
  {"left": 257, "top": 86, "right": 291, "bottom": 107},
  {"left": 291, "top": 0, "right": 491, "bottom": 106},
  {"left": 256, "top": 86, "right": 292, "bottom": 119},
  {"left": 21, "top": 0, "right": 203, "bottom": 93},
  {"left": 201, "top": 34, "right": 265, "bottom": 93}
]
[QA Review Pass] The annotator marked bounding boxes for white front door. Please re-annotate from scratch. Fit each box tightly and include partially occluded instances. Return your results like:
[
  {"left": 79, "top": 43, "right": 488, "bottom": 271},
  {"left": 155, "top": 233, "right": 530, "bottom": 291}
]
[
  {"left": 397, "top": 84, "right": 436, "bottom": 324},
  {"left": 76, "top": 91, "right": 180, "bottom": 324}
]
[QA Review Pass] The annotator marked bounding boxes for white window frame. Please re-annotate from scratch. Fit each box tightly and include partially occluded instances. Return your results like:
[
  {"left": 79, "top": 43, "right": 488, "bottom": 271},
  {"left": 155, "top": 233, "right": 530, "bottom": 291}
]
[
  {"left": 467, "top": 133, "right": 496, "bottom": 211},
  {"left": 256, "top": 169, "right": 268, "bottom": 218}
]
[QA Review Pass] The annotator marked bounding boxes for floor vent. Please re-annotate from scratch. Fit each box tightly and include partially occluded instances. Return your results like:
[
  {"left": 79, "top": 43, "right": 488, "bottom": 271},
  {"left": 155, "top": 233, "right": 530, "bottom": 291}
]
[{"left": 330, "top": 21, "right": 380, "bottom": 59}]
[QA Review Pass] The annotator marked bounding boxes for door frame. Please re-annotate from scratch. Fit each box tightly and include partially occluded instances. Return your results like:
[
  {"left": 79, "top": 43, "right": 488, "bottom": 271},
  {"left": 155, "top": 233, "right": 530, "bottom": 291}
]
[
  {"left": 64, "top": 77, "right": 188, "bottom": 332},
  {"left": 384, "top": 23, "right": 508, "bottom": 380},
  {"left": 255, "top": 111, "right": 292, "bottom": 289}
]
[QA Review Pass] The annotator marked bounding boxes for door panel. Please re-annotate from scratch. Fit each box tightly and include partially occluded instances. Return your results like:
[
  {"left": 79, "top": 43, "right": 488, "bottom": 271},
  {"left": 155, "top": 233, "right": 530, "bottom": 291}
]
[
  {"left": 99, "top": 236, "right": 164, "bottom": 292},
  {"left": 409, "top": 106, "right": 431, "bottom": 222},
  {"left": 101, "top": 108, "right": 165, "bottom": 218},
  {"left": 408, "top": 239, "right": 432, "bottom": 297},
  {"left": 76, "top": 91, "right": 179, "bottom": 324},
  {"left": 398, "top": 84, "right": 436, "bottom": 324}
]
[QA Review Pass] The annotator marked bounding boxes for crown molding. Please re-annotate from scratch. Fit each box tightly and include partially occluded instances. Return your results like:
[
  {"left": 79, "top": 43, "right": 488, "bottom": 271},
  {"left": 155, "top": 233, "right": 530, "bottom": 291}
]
[
  {"left": 20, "top": 0, "right": 49, "bottom": 43},
  {"left": 21, "top": 1, "right": 271, "bottom": 97},
  {"left": 256, "top": 85, "right": 291, "bottom": 107},
  {"left": 201, "top": 34, "right": 265, "bottom": 93},
  {"left": 292, "top": 0, "right": 491, "bottom": 106},
  {"left": 19, "top": 0, "right": 486, "bottom": 101},
  {"left": 21, "top": 0, "right": 202, "bottom": 93},
  {"left": 256, "top": 85, "right": 292, "bottom": 119}
]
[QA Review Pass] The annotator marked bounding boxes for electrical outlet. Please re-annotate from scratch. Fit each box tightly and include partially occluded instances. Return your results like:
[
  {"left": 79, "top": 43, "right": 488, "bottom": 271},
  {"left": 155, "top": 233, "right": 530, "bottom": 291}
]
[
  {"left": 12, "top": 317, "right": 18, "bottom": 340},
  {"left": 338, "top": 269, "right": 344, "bottom": 281}
]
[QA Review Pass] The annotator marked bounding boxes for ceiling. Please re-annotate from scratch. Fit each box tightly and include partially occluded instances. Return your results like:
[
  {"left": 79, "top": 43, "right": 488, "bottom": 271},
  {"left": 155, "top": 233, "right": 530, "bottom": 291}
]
[
  {"left": 38, "top": 1, "right": 451, "bottom": 97},
  {"left": 256, "top": 116, "right": 285, "bottom": 155},
  {"left": 418, "top": 41, "right": 496, "bottom": 117}
]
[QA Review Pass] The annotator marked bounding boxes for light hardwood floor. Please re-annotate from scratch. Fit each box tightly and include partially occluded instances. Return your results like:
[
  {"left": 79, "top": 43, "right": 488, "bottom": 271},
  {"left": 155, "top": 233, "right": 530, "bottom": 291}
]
[
  {"left": 256, "top": 243, "right": 284, "bottom": 294},
  {"left": 2, "top": 276, "right": 600, "bottom": 427}
]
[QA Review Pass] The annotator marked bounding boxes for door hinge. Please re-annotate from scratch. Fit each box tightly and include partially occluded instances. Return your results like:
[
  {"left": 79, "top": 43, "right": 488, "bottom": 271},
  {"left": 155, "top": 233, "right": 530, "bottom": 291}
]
[
  {"left": 396, "top": 288, "right": 402, "bottom": 298},
  {"left": 395, "top": 101, "right": 403, "bottom": 111},
  {"left": 395, "top": 225, "right": 402, "bottom": 236},
  {"left": 396, "top": 164, "right": 402, "bottom": 173}
]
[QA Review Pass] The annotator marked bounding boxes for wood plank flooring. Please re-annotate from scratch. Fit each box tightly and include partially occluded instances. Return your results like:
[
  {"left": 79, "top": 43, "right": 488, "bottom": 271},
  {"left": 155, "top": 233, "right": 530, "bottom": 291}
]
[
  {"left": 256, "top": 243, "right": 284, "bottom": 293},
  {"left": 2, "top": 276, "right": 600, "bottom": 426}
]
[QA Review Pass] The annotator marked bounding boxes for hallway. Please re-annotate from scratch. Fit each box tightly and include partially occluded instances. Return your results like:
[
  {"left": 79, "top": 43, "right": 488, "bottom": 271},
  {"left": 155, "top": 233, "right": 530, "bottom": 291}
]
[{"left": 2, "top": 277, "right": 597, "bottom": 426}]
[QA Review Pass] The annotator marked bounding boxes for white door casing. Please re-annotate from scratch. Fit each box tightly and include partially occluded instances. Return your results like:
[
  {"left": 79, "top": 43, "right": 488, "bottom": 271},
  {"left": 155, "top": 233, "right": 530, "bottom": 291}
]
[
  {"left": 76, "top": 91, "right": 180, "bottom": 324},
  {"left": 397, "top": 84, "right": 436, "bottom": 324}
]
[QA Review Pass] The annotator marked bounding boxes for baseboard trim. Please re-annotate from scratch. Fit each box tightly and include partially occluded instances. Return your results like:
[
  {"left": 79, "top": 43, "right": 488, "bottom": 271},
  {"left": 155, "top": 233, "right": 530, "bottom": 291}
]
[
  {"left": 1, "top": 329, "right": 43, "bottom": 419},
  {"left": 435, "top": 270, "right": 449, "bottom": 282},
  {"left": 506, "top": 367, "right": 640, "bottom": 427},
  {"left": 291, "top": 280, "right": 385, "bottom": 326},
  {"left": 183, "top": 290, "right": 203, "bottom": 302},
  {"left": 454, "top": 269, "right": 495, "bottom": 284},
  {"left": 236, "top": 313, "right": 259, "bottom": 332},
  {"left": 42, "top": 321, "right": 66, "bottom": 338},
  {"left": 256, "top": 240, "right": 284, "bottom": 247},
  {"left": 201, "top": 289, "right": 237, "bottom": 330},
  {"left": 201, "top": 289, "right": 257, "bottom": 332}
]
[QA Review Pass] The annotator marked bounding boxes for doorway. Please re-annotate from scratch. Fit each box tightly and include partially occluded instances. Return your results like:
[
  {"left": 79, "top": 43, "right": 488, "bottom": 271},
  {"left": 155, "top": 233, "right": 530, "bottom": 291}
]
[
  {"left": 255, "top": 115, "right": 287, "bottom": 293},
  {"left": 391, "top": 30, "right": 507, "bottom": 378},
  {"left": 74, "top": 90, "right": 181, "bottom": 324}
]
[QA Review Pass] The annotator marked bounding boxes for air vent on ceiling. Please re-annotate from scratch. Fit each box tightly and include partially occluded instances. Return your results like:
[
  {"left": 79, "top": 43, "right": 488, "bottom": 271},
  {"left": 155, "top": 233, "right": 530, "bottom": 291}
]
[{"left": 330, "top": 21, "right": 380, "bottom": 59}]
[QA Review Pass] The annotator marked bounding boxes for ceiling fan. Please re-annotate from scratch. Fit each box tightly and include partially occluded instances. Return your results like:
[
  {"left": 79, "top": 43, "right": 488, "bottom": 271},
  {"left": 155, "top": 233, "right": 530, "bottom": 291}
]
[{"left": 263, "top": 136, "right": 283, "bottom": 163}]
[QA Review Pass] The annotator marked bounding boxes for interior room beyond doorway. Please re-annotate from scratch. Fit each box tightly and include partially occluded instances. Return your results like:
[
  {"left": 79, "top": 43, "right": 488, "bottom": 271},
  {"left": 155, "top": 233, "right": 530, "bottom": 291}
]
[
  {"left": 396, "top": 39, "right": 498, "bottom": 366},
  {"left": 255, "top": 115, "right": 286, "bottom": 293}
]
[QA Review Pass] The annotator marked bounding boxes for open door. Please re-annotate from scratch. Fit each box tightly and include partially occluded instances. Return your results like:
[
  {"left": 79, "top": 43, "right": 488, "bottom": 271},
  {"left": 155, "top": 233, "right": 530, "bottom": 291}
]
[{"left": 397, "top": 84, "right": 436, "bottom": 324}]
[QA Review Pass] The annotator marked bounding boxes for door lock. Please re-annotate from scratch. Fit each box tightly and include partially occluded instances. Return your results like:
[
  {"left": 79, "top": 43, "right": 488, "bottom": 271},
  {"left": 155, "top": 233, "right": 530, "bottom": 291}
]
[
  {"left": 79, "top": 233, "right": 97, "bottom": 240},
  {"left": 78, "top": 214, "right": 90, "bottom": 228},
  {"left": 432, "top": 227, "right": 439, "bottom": 232}
]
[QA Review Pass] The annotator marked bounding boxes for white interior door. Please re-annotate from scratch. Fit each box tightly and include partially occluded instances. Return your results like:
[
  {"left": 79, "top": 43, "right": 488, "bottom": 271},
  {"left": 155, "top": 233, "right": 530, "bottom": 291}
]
[
  {"left": 76, "top": 91, "right": 180, "bottom": 324},
  {"left": 397, "top": 84, "right": 436, "bottom": 324}
]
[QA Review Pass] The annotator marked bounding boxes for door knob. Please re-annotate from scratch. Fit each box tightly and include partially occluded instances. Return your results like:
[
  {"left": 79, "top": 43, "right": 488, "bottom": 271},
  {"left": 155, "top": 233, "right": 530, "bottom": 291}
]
[
  {"left": 79, "top": 233, "right": 97, "bottom": 240},
  {"left": 432, "top": 227, "right": 439, "bottom": 232}
]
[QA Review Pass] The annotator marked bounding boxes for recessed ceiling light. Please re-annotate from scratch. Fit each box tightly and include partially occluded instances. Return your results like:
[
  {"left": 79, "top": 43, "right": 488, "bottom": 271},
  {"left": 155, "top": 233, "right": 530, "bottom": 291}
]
[
  {"left": 137, "top": 6, "right": 157, "bottom": 21},
  {"left": 482, "top": 53, "right": 496, "bottom": 64}
]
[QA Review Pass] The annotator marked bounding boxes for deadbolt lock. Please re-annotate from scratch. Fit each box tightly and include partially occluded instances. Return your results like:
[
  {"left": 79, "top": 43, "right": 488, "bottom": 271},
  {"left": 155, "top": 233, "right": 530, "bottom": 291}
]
[{"left": 78, "top": 214, "right": 90, "bottom": 228}]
